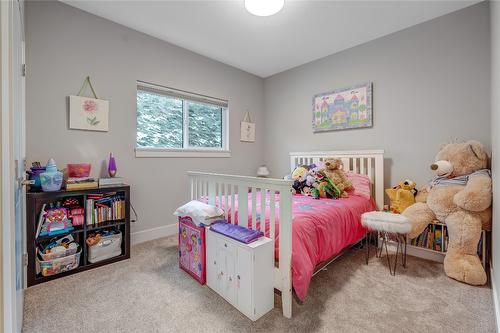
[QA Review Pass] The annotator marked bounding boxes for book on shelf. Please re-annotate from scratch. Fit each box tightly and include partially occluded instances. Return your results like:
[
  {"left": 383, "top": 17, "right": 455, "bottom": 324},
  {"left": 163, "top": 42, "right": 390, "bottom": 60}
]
[
  {"left": 98, "top": 177, "right": 125, "bottom": 187},
  {"left": 66, "top": 177, "right": 98, "bottom": 191},
  {"left": 412, "top": 223, "right": 447, "bottom": 253},
  {"left": 86, "top": 192, "right": 125, "bottom": 226}
]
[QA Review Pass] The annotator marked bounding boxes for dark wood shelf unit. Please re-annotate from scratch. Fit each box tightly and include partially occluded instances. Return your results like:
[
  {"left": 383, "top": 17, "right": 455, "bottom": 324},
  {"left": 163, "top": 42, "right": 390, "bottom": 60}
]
[{"left": 26, "top": 185, "right": 131, "bottom": 287}]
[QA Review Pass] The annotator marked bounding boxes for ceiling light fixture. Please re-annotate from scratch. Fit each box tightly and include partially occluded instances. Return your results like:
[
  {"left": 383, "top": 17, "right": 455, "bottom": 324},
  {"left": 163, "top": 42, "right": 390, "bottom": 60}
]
[{"left": 245, "top": 0, "right": 284, "bottom": 17}]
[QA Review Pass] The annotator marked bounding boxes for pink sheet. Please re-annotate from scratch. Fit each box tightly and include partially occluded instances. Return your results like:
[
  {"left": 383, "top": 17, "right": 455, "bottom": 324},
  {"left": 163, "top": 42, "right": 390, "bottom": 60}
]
[{"left": 227, "top": 193, "right": 376, "bottom": 301}]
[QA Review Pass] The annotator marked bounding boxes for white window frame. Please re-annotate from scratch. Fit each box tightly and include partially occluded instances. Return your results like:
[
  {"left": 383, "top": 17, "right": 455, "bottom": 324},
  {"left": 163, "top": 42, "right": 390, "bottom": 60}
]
[{"left": 135, "top": 81, "right": 230, "bottom": 158}]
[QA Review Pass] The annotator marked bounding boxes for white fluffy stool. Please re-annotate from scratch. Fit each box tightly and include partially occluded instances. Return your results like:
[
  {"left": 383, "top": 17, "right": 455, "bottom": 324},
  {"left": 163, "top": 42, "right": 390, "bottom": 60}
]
[{"left": 361, "top": 211, "right": 411, "bottom": 275}]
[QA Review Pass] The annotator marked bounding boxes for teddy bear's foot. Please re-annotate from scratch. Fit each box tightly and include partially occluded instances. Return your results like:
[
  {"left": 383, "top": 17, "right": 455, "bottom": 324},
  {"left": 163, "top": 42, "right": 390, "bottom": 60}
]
[{"left": 444, "top": 251, "right": 487, "bottom": 285}]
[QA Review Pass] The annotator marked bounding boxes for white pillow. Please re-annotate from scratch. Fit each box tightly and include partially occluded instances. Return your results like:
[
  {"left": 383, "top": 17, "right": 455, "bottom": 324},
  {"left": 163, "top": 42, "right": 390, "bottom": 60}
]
[{"left": 173, "top": 200, "right": 224, "bottom": 226}]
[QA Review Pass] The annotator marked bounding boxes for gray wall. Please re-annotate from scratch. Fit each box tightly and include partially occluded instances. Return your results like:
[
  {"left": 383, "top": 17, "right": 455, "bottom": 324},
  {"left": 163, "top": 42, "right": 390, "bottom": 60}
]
[
  {"left": 263, "top": 2, "right": 490, "bottom": 195},
  {"left": 26, "top": 1, "right": 491, "bottom": 239},
  {"left": 490, "top": 0, "right": 500, "bottom": 322},
  {"left": 25, "top": 1, "right": 265, "bottom": 237}
]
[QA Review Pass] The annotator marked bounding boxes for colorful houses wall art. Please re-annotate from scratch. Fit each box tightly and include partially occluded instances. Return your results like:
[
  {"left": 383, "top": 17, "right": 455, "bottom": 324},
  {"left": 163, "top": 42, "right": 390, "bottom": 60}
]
[{"left": 312, "top": 82, "right": 372, "bottom": 132}]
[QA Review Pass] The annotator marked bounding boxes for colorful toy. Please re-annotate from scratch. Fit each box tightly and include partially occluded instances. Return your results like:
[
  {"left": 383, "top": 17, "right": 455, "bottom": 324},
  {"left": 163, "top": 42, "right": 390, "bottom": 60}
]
[
  {"left": 310, "top": 169, "right": 341, "bottom": 199},
  {"left": 385, "top": 179, "right": 418, "bottom": 213},
  {"left": 39, "top": 207, "right": 74, "bottom": 237},
  {"left": 323, "top": 158, "right": 353, "bottom": 198},
  {"left": 178, "top": 216, "right": 206, "bottom": 284},
  {"left": 39, "top": 158, "right": 63, "bottom": 192},
  {"left": 26, "top": 165, "right": 46, "bottom": 191},
  {"left": 67, "top": 163, "right": 91, "bottom": 178}
]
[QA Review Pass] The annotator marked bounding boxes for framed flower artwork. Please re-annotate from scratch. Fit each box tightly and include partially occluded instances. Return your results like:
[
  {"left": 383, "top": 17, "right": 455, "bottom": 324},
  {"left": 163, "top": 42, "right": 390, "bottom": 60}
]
[
  {"left": 69, "top": 76, "right": 109, "bottom": 132},
  {"left": 69, "top": 96, "right": 109, "bottom": 131}
]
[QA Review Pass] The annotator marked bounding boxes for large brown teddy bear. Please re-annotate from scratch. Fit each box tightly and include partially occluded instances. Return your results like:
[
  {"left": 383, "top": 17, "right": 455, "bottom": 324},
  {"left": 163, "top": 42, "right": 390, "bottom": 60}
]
[
  {"left": 403, "top": 140, "right": 491, "bottom": 285},
  {"left": 323, "top": 158, "right": 353, "bottom": 198}
]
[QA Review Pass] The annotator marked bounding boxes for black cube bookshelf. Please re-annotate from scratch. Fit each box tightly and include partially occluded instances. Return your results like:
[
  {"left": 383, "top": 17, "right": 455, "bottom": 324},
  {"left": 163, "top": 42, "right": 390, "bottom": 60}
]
[{"left": 26, "top": 185, "right": 130, "bottom": 287}]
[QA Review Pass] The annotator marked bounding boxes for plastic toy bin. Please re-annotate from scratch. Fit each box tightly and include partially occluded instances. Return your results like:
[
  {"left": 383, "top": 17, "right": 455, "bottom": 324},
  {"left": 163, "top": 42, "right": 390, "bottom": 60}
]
[
  {"left": 36, "top": 250, "right": 81, "bottom": 277},
  {"left": 178, "top": 216, "right": 206, "bottom": 284}
]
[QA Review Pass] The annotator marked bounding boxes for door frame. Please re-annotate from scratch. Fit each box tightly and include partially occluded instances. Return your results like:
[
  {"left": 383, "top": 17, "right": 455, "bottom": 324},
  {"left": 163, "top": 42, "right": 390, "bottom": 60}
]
[{"left": 1, "top": 0, "right": 24, "bottom": 332}]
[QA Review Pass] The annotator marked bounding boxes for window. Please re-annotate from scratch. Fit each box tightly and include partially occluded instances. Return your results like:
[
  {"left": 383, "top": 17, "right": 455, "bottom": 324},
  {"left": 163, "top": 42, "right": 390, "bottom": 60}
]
[{"left": 136, "top": 82, "right": 229, "bottom": 157}]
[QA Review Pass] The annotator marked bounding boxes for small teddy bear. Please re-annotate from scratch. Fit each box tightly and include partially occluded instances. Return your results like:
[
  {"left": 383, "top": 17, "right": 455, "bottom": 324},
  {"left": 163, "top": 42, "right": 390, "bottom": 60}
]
[{"left": 323, "top": 158, "right": 353, "bottom": 198}]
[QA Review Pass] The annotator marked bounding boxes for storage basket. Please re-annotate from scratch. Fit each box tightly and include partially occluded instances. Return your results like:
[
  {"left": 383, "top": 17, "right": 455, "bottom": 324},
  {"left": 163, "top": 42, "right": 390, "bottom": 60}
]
[
  {"left": 36, "top": 249, "right": 81, "bottom": 277},
  {"left": 38, "top": 243, "right": 80, "bottom": 261},
  {"left": 88, "top": 231, "right": 122, "bottom": 263}
]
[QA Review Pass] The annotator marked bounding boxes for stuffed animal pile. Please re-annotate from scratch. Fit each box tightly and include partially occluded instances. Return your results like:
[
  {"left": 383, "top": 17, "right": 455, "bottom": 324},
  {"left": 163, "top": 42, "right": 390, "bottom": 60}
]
[
  {"left": 287, "top": 158, "right": 352, "bottom": 199},
  {"left": 403, "top": 140, "right": 491, "bottom": 285}
]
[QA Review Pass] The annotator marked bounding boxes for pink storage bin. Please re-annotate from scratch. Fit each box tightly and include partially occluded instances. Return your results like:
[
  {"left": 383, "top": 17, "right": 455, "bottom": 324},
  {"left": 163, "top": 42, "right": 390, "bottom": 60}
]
[{"left": 178, "top": 216, "right": 206, "bottom": 284}]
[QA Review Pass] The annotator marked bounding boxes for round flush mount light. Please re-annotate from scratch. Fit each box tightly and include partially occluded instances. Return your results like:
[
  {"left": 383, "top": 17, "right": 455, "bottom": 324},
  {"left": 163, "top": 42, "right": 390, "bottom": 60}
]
[{"left": 245, "top": 0, "right": 284, "bottom": 16}]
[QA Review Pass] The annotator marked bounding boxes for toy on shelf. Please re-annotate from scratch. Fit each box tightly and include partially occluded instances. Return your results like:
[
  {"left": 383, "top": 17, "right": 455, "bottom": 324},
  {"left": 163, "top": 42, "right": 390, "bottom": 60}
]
[
  {"left": 67, "top": 163, "right": 91, "bottom": 178},
  {"left": 63, "top": 197, "right": 85, "bottom": 226},
  {"left": 26, "top": 162, "right": 46, "bottom": 191},
  {"left": 385, "top": 179, "right": 418, "bottom": 214},
  {"left": 108, "top": 153, "right": 117, "bottom": 177},
  {"left": 66, "top": 162, "right": 98, "bottom": 191},
  {"left": 39, "top": 159, "right": 63, "bottom": 192},
  {"left": 39, "top": 206, "right": 74, "bottom": 237}
]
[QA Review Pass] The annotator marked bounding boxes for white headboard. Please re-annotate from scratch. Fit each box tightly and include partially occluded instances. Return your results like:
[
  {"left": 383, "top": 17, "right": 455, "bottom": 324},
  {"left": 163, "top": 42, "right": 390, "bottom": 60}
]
[{"left": 289, "top": 150, "right": 385, "bottom": 209}]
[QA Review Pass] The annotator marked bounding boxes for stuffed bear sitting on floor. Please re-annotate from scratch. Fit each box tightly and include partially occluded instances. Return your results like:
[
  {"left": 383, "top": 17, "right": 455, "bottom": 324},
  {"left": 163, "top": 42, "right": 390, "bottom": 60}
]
[{"left": 403, "top": 140, "right": 491, "bottom": 285}]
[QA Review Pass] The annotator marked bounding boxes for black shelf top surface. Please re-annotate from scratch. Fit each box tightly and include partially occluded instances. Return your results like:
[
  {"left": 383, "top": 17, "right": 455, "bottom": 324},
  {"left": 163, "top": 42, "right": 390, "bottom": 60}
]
[{"left": 27, "top": 185, "right": 130, "bottom": 198}]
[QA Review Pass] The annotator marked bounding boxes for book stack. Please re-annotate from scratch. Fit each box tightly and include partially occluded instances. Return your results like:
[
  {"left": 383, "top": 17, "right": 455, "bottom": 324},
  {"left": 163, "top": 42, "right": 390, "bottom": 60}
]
[
  {"left": 98, "top": 177, "right": 125, "bottom": 187},
  {"left": 66, "top": 177, "right": 98, "bottom": 191},
  {"left": 410, "top": 223, "right": 448, "bottom": 252},
  {"left": 86, "top": 192, "right": 125, "bottom": 226}
]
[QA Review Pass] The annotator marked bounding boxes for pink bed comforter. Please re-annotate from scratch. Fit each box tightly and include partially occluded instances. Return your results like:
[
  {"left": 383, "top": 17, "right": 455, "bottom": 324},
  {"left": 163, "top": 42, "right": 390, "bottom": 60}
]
[{"left": 227, "top": 193, "right": 376, "bottom": 301}]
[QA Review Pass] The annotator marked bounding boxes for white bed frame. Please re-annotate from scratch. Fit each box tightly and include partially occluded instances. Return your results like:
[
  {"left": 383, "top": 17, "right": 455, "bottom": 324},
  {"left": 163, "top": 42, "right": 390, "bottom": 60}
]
[{"left": 188, "top": 150, "right": 384, "bottom": 318}]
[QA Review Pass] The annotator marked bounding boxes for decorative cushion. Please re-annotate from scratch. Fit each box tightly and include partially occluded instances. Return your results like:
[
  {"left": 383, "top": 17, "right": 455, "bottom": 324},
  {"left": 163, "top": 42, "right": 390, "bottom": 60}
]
[
  {"left": 346, "top": 172, "right": 371, "bottom": 199},
  {"left": 361, "top": 211, "right": 411, "bottom": 234}
]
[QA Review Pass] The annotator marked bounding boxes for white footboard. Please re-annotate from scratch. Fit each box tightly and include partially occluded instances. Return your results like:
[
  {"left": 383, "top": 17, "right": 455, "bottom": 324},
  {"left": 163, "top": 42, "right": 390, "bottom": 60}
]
[{"left": 187, "top": 171, "right": 294, "bottom": 318}]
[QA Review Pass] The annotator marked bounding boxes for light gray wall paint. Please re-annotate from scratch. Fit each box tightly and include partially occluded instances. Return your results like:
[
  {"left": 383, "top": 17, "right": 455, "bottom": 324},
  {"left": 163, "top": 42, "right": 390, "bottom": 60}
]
[
  {"left": 263, "top": 2, "right": 490, "bottom": 196},
  {"left": 25, "top": 1, "right": 265, "bottom": 234},
  {"left": 490, "top": 0, "right": 500, "bottom": 323}
]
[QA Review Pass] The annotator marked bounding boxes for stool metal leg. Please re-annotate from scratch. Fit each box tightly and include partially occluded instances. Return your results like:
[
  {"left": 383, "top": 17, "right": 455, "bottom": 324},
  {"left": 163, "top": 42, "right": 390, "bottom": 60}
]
[
  {"left": 365, "top": 231, "right": 370, "bottom": 265},
  {"left": 377, "top": 231, "right": 384, "bottom": 258},
  {"left": 402, "top": 234, "right": 407, "bottom": 268}
]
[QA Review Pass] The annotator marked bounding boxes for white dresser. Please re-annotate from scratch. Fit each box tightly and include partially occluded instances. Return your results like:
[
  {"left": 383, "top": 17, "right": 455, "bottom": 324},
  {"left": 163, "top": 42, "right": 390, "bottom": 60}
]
[{"left": 206, "top": 228, "right": 274, "bottom": 321}]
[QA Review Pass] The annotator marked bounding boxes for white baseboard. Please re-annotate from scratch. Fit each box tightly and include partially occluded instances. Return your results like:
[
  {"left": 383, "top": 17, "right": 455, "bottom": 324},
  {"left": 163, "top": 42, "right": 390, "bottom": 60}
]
[
  {"left": 491, "top": 266, "right": 500, "bottom": 333},
  {"left": 131, "top": 224, "right": 177, "bottom": 245},
  {"left": 383, "top": 240, "right": 444, "bottom": 263}
]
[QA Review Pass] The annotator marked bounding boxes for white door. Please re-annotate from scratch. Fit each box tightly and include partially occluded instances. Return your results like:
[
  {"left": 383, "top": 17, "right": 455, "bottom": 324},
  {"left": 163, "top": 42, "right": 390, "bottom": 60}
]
[
  {"left": 1, "top": 1, "right": 25, "bottom": 331},
  {"left": 12, "top": 0, "right": 26, "bottom": 331}
]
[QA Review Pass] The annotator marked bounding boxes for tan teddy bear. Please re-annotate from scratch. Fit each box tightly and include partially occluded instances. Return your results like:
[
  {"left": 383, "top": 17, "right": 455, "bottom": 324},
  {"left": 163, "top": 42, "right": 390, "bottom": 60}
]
[
  {"left": 323, "top": 158, "right": 353, "bottom": 198},
  {"left": 403, "top": 140, "right": 491, "bottom": 285}
]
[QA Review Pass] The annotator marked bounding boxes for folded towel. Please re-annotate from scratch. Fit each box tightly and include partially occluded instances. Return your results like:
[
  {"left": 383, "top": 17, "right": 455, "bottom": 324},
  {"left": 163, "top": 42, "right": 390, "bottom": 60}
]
[{"left": 210, "top": 221, "right": 264, "bottom": 244}]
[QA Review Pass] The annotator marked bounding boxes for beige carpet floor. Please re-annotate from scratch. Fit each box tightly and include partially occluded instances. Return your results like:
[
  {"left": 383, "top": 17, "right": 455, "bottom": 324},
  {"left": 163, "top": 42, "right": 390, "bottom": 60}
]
[{"left": 23, "top": 236, "right": 495, "bottom": 333}]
